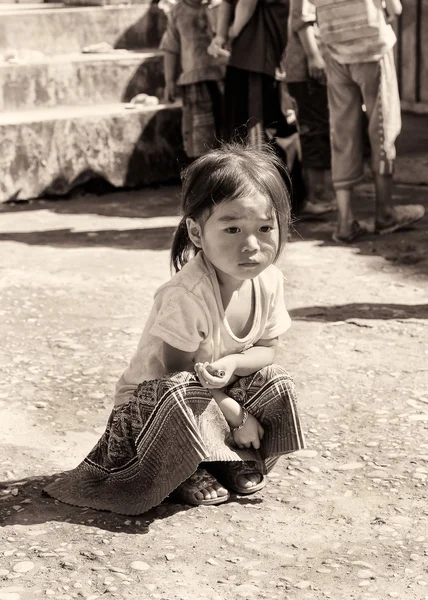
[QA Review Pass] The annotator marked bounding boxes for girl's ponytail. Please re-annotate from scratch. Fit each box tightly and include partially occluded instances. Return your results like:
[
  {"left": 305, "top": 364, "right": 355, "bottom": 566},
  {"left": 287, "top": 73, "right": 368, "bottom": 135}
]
[{"left": 170, "top": 218, "right": 197, "bottom": 273}]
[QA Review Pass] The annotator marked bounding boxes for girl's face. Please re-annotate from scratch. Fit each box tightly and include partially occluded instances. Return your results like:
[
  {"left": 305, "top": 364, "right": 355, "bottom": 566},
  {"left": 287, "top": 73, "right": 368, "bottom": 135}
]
[{"left": 187, "top": 192, "right": 280, "bottom": 288}]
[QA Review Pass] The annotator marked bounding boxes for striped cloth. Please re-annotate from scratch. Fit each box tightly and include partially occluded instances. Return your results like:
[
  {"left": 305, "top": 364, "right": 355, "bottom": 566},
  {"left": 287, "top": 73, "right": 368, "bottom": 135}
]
[
  {"left": 44, "top": 365, "right": 305, "bottom": 515},
  {"left": 312, "top": 0, "right": 396, "bottom": 63}
]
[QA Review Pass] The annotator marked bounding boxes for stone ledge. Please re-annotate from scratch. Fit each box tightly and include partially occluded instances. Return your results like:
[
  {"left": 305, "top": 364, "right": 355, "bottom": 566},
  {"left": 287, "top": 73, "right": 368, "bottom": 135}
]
[
  {"left": 0, "top": 102, "right": 183, "bottom": 202},
  {"left": 0, "top": 50, "right": 164, "bottom": 111},
  {"left": 0, "top": 4, "right": 166, "bottom": 54}
]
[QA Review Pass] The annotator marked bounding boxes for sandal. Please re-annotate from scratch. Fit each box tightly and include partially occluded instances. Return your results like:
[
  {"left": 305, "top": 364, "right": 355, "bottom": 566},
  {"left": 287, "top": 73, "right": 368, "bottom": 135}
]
[
  {"left": 171, "top": 468, "right": 230, "bottom": 506},
  {"left": 332, "top": 220, "right": 367, "bottom": 243},
  {"left": 375, "top": 204, "right": 425, "bottom": 235},
  {"left": 212, "top": 461, "right": 267, "bottom": 495}
]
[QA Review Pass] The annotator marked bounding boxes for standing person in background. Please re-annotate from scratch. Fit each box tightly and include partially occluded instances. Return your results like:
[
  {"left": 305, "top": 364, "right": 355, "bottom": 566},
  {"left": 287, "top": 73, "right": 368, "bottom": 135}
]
[
  {"left": 313, "top": 0, "right": 425, "bottom": 242},
  {"left": 285, "top": 0, "right": 336, "bottom": 217},
  {"left": 160, "top": 0, "right": 226, "bottom": 162},
  {"left": 208, "top": 0, "right": 308, "bottom": 216}
]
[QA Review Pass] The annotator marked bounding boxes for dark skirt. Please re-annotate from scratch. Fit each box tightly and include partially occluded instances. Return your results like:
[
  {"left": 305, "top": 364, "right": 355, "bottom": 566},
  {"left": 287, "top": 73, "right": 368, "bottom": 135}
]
[
  {"left": 44, "top": 364, "right": 305, "bottom": 515},
  {"left": 223, "top": 66, "right": 307, "bottom": 216},
  {"left": 287, "top": 80, "right": 332, "bottom": 171}
]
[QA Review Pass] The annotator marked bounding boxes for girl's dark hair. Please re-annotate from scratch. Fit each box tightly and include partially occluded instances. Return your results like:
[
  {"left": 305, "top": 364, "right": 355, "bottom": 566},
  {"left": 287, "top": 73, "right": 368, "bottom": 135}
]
[{"left": 171, "top": 142, "right": 292, "bottom": 272}]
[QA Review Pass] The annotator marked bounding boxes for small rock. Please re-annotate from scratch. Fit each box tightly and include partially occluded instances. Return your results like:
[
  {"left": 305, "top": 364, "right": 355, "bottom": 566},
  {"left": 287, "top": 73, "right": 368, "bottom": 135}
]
[
  {"left": 247, "top": 570, "right": 268, "bottom": 578},
  {"left": 12, "top": 562, "right": 34, "bottom": 574},
  {"left": 357, "top": 569, "right": 375, "bottom": 579},
  {"left": 293, "top": 450, "right": 318, "bottom": 458},
  {"left": 294, "top": 581, "right": 312, "bottom": 589},
  {"left": 34, "top": 402, "right": 47, "bottom": 409},
  {"left": 235, "top": 584, "right": 259, "bottom": 597},
  {"left": 334, "top": 462, "right": 365, "bottom": 471},
  {"left": 207, "top": 558, "right": 219, "bottom": 566},
  {"left": 129, "top": 561, "right": 150, "bottom": 571},
  {"left": 165, "top": 554, "right": 175, "bottom": 561},
  {"left": 88, "top": 392, "right": 105, "bottom": 400},
  {"left": 410, "top": 554, "right": 421, "bottom": 561}
]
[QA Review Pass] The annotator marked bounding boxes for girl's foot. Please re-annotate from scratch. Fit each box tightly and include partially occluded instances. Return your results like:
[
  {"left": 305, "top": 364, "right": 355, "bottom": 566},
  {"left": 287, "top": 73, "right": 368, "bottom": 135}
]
[
  {"left": 172, "top": 468, "right": 230, "bottom": 506},
  {"left": 223, "top": 461, "right": 267, "bottom": 495}
]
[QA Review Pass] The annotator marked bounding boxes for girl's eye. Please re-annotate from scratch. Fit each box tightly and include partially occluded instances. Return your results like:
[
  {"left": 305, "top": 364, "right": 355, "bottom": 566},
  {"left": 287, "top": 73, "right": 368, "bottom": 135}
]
[
  {"left": 225, "top": 227, "right": 240, "bottom": 234},
  {"left": 259, "top": 226, "right": 274, "bottom": 233}
]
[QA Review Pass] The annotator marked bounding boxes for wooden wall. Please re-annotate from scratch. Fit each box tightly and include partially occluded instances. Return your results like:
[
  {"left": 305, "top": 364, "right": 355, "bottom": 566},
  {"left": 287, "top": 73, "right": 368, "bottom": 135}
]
[{"left": 397, "top": 0, "right": 428, "bottom": 112}]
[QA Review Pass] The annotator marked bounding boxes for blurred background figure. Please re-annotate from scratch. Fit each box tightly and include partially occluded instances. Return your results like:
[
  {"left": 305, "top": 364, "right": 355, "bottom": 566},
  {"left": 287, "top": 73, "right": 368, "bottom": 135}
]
[
  {"left": 208, "top": 0, "right": 308, "bottom": 216},
  {"left": 285, "top": 0, "right": 336, "bottom": 217},
  {"left": 160, "top": 0, "right": 226, "bottom": 162},
  {"left": 312, "top": 0, "right": 425, "bottom": 242}
]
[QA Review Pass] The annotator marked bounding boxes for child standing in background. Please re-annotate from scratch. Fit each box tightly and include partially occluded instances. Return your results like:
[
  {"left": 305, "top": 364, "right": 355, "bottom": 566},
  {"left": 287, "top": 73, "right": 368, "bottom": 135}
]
[
  {"left": 44, "top": 144, "right": 305, "bottom": 515},
  {"left": 312, "top": 0, "right": 425, "bottom": 241},
  {"left": 285, "top": 0, "right": 336, "bottom": 216},
  {"left": 160, "top": 0, "right": 226, "bottom": 161}
]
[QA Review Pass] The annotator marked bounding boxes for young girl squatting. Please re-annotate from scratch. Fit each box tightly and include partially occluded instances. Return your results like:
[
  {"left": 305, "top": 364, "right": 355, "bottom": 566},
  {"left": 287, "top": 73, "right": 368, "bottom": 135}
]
[{"left": 44, "top": 144, "right": 305, "bottom": 515}]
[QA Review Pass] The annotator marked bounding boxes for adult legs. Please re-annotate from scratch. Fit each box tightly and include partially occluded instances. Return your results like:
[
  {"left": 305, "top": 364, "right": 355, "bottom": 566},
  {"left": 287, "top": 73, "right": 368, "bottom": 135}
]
[
  {"left": 355, "top": 53, "right": 399, "bottom": 225},
  {"left": 325, "top": 56, "right": 365, "bottom": 238}
]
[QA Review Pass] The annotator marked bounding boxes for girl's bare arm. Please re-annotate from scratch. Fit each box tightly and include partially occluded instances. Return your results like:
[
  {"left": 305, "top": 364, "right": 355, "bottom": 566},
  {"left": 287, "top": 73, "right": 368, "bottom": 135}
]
[{"left": 233, "top": 337, "right": 278, "bottom": 376}]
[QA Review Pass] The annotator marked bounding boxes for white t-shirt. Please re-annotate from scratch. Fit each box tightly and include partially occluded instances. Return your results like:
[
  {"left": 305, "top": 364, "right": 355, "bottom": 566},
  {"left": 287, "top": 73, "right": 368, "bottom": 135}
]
[{"left": 114, "top": 252, "right": 291, "bottom": 405}]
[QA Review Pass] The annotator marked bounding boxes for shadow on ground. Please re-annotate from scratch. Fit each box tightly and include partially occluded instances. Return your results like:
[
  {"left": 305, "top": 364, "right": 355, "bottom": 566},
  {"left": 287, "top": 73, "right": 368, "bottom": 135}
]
[
  {"left": 0, "top": 227, "right": 176, "bottom": 251},
  {"left": 0, "top": 182, "right": 427, "bottom": 275},
  {"left": 0, "top": 475, "right": 262, "bottom": 532},
  {"left": 291, "top": 183, "right": 428, "bottom": 278},
  {"left": 289, "top": 302, "right": 428, "bottom": 322},
  {"left": 0, "top": 183, "right": 182, "bottom": 220}
]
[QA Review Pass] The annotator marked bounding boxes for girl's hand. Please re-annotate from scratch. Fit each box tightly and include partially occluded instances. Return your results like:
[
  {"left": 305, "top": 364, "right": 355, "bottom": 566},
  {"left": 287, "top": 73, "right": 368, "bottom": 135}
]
[
  {"left": 195, "top": 356, "right": 237, "bottom": 389},
  {"left": 233, "top": 413, "right": 264, "bottom": 450}
]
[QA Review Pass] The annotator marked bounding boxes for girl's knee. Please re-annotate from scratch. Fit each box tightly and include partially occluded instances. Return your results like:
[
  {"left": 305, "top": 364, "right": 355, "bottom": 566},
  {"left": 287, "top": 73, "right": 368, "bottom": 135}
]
[{"left": 258, "top": 363, "right": 292, "bottom": 381}]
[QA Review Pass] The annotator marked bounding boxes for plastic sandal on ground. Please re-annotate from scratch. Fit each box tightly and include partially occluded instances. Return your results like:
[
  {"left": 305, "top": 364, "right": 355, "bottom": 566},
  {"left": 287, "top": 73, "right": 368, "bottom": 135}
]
[
  {"left": 171, "top": 468, "right": 230, "bottom": 506},
  {"left": 375, "top": 204, "right": 425, "bottom": 235},
  {"left": 331, "top": 220, "right": 367, "bottom": 243}
]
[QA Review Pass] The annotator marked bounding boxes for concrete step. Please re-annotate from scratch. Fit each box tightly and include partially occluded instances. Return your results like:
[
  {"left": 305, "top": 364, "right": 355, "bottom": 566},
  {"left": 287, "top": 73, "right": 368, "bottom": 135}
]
[
  {"left": 0, "top": 3, "right": 56, "bottom": 8},
  {"left": 0, "top": 3, "right": 166, "bottom": 54},
  {"left": 0, "top": 102, "right": 183, "bottom": 202},
  {"left": 0, "top": 49, "right": 164, "bottom": 111}
]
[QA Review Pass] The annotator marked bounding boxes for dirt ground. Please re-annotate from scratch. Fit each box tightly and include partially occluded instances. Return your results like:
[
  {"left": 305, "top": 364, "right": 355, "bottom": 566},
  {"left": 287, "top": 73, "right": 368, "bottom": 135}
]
[{"left": 0, "top": 181, "right": 427, "bottom": 600}]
